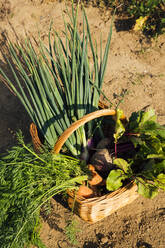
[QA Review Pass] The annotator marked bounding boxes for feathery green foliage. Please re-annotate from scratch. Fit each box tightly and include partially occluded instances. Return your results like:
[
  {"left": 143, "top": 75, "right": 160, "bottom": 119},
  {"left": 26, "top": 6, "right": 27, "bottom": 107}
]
[
  {"left": 0, "top": 4, "right": 113, "bottom": 156},
  {"left": 65, "top": 219, "right": 81, "bottom": 245},
  {"left": 0, "top": 132, "right": 87, "bottom": 248}
]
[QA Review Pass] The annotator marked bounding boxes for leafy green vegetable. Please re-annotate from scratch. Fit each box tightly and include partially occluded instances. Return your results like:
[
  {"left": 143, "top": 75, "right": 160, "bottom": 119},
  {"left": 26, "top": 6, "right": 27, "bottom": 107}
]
[
  {"left": 113, "top": 109, "right": 125, "bottom": 143},
  {"left": 106, "top": 169, "right": 128, "bottom": 191},
  {"left": 0, "top": 132, "right": 87, "bottom": 248},
  {"left": 136, "top": 178, "right": 158, "bottom": 199},
  {"left": 106, "top": 109, "right": 165, "bottom": 199},
  {"left": 113, "top": 158, "right": 132, "bottom": 174},
  {"left": 155, "top": 173, "right": 165, "bottom": 190}
]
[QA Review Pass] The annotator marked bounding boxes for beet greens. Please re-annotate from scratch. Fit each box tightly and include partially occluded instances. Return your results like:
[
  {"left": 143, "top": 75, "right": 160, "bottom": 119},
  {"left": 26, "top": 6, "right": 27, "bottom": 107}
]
[{"left": 106, "top": 109, "right": 165, "bottom": 198}]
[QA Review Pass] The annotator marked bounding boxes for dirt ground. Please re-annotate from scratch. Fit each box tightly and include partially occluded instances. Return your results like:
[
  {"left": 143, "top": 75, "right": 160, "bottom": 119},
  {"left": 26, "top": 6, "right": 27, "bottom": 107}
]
[{"left": 0, "top": 0, "right": 165, "bottom": 247}]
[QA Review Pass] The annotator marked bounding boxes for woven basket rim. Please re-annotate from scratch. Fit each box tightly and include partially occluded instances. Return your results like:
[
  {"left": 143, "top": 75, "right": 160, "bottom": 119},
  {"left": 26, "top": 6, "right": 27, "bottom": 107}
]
[{"left": 53, "top": 108, "right": 126, "bottom": 154}]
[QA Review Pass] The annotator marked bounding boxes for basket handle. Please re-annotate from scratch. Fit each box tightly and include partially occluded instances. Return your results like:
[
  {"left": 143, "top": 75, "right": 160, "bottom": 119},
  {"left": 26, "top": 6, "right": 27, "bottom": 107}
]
[{"left": 53, "top": 109, "right": 125, "bottom": 154}]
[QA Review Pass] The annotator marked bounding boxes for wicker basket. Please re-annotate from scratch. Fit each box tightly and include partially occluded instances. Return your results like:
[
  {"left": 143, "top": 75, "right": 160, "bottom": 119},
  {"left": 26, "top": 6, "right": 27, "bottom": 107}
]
[
  {"left": 67, "top": 182, "right": 138, "bottom": 223},
  {"left": 30, "top": 109, "right": 139, "bottom": 224}
]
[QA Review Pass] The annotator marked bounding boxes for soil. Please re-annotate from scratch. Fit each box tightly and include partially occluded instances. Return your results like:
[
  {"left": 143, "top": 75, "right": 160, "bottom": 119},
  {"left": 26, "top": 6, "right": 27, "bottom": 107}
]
[{"left": 0, "top": 1, "right": 165, "bottom": 248}]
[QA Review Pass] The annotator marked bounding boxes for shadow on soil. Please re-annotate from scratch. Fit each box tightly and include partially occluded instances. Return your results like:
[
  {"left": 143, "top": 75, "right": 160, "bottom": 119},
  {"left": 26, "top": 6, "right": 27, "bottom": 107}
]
[
  {"left": 114, "top": 17, "right": 135, "bottom": 32},
  {"left": 136, "top": 240, "right": 152, "bottom": 248},
  {"left": 0, "top": 31, "right": 31, "bottom": 152},
  {"left": 83, "top": 241, "right": 115, "bottom": 248},
  {"left": 83, "top": 241, "right": 99, "bottom": 248},
  {"left": 53, "top": 194, "right": 70, "bottom": 209},
  {"left": 40, "top": 197, "right": 67, "bottom": 233}
]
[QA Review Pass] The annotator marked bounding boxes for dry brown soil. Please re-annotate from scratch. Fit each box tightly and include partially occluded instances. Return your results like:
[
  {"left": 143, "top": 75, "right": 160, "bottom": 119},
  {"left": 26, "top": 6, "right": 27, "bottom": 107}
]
[{"left": 0, "top": 1, "right": 165, "bottom": 248}]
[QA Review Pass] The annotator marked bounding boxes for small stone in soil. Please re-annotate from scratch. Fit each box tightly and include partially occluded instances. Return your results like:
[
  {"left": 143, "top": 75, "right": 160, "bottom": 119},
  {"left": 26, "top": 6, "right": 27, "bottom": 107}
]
[{"left": 100, "top": 236, "right": 109, "bottom": 244}]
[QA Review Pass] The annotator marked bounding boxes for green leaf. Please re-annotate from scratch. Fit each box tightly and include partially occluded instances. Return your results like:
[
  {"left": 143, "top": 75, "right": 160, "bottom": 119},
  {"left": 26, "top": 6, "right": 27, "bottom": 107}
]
[
  {"left": 128, "top": 109, "right": 157, "bottom": 131},
  {"left": 136, "top": 178, "right": 158, "bottom": 199},
  {"left": 155, "top": 173, "right": 165, "bottom": 190},
  {"left": 114, "top": 109, "right": 125, "bottom": 143},
  {"left": 139, "top": 109, "right": 157, "bottom": 126},
  {"left": 140, "top": 121, "right": 165, "bottom": 139},
  {"left": 130, "top": 136, "right": 143, "bottom": 148},
  {"left": 106, "top": 169, "right": 128, "bottom": 191},
  {"left": 143, "top": 160, "right": 165, "bottom": 176},
  {"left": 161, "top": 18, "right": 165, "bottom": 24},
  {"left": 156, "top": 160, "right": 165, "bottom": 170},
  {"left": 147, "top": 154, "right": 165, "bottom": 159},
  {"left": 113, "top": 158, "right": 132, "bottom": 174}
]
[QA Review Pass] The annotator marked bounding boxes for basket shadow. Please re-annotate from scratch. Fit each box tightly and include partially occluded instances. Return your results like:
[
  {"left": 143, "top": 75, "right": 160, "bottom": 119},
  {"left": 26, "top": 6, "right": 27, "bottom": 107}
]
[{"left": 53, "top": 194, "right": 70, "bottom": 210}]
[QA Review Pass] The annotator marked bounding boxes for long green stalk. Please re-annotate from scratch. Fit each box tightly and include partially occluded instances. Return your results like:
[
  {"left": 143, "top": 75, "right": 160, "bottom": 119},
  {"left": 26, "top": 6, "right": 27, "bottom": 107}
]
[{"left": 0, "top": 4, "right": 113, "bottom": 156}]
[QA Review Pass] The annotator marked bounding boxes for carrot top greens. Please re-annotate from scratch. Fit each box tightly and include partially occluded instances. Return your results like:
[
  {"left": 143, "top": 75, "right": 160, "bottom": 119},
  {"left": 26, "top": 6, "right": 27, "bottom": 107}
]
[{"left": 0, "top": 132, "right": 87, "bottom": 248}]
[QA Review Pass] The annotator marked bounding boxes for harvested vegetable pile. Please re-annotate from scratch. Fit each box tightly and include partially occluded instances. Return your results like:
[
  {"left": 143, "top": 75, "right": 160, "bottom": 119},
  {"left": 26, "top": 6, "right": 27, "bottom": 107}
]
[
  {"left": 0, "top": 109, "right": 164, "bottom": 247},
  {"left": 76, "top": 109, "right": 165, "bottom": 199}
]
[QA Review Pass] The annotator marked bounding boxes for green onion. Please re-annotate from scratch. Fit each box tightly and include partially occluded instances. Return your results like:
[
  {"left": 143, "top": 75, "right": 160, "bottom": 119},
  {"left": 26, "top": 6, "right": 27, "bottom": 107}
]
[{"left": 0, "top": 4, "right": 113, "bottom": 156}]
